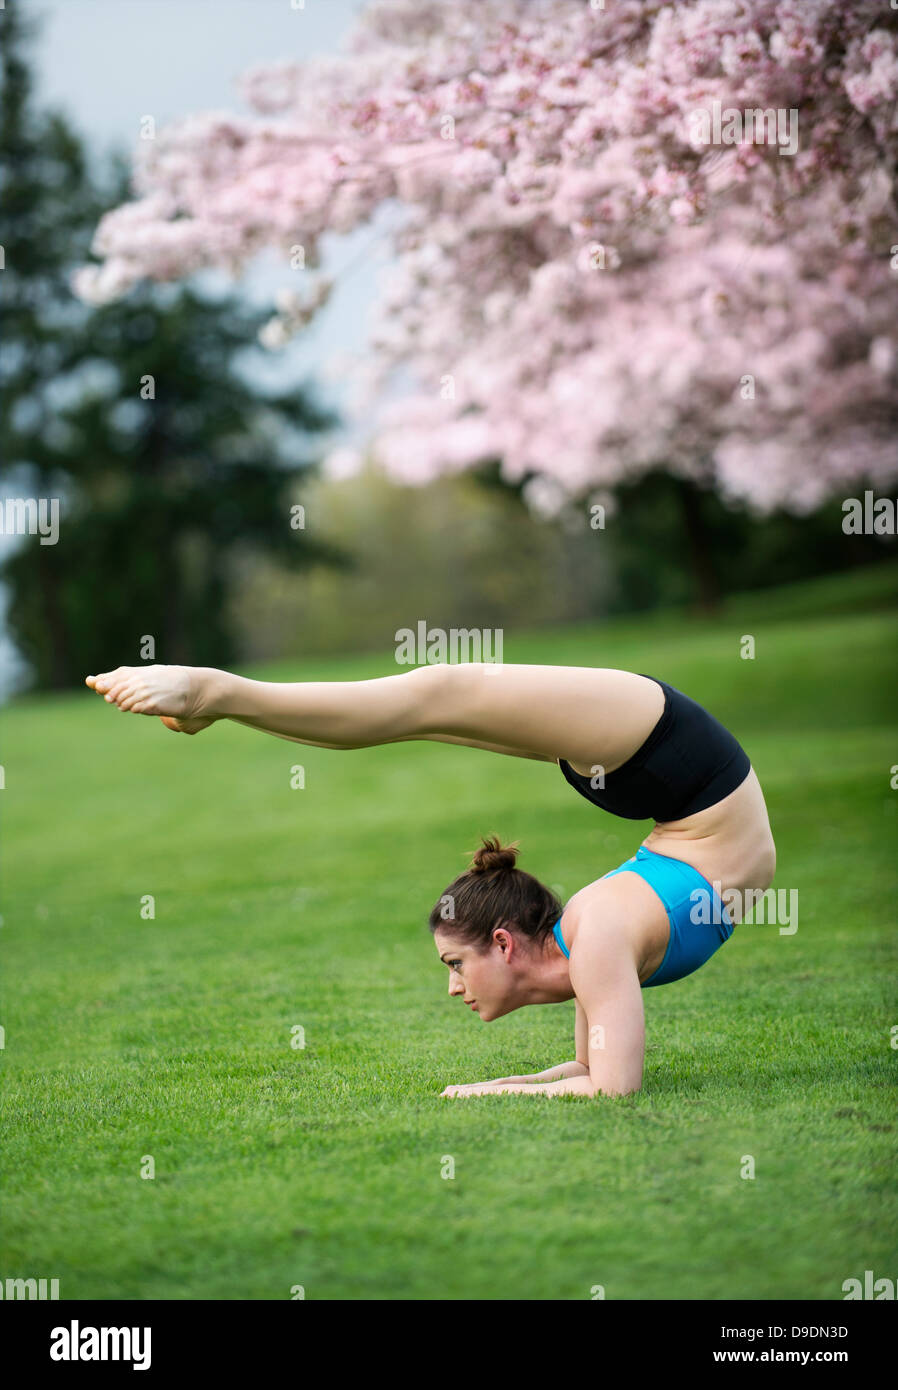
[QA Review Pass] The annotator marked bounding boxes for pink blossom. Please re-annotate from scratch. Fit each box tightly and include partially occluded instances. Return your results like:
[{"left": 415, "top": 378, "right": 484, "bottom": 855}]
[{"left": 72, "top": 0, "right": 898, "bottom": 513}]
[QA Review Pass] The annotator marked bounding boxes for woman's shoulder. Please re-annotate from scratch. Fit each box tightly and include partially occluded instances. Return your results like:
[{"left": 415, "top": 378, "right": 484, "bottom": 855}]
[{"left": 562, "top": 870, "right": 669, "bottom": 965}]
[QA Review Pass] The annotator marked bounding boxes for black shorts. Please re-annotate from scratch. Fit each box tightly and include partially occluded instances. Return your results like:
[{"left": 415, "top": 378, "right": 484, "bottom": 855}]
[{"left": 558, "top": 675, "right": 751, "bottom": 822}]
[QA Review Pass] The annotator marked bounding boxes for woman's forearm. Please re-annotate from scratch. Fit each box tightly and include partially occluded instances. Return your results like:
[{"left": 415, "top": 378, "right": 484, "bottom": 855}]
[
  {"left": 507, "top": 1076, "right": 598, "bottom": 1096},
  {"left": 457, "top": 1075, "right": 604, "bottom": 1098},
  {"left": 480, "top": 1075, "right": 638, "bottom": 1097},
  {"left": 535, "top": 1060, "right": 591, "bottom": 1082},
  {"left": 482, "top": 1061, "right": 589, "bottom": 1087}
]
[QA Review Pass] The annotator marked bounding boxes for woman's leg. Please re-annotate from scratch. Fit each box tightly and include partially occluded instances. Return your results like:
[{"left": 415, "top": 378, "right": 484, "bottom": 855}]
[
  {"left": 86, "top": 663, "right": 537, "bottom": 755},
  {"left": 85, "top": 662, "right": 664, "bottom": 771}
]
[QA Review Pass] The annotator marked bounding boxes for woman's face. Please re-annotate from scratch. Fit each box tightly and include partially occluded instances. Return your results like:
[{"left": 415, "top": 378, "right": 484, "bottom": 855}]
[{"left": 433, "top": 926, "right": 517, "bottom": 1021}]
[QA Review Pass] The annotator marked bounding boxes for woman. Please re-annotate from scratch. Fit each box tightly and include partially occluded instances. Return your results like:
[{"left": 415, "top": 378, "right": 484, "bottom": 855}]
[{"left": 85, "top": 661, "right": 776, "bottom": 1100}]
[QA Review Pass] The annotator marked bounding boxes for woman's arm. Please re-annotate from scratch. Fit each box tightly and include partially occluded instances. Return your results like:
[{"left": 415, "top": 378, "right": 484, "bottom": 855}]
[
  {"left": 445, "top": 884, "right": 646, "bottom": 1100},
  {"left": 473, "top": 1008, "right": 591, "bottom": 1086},
  {"left": 575, "top": 998, "right": 589, "bottom": 1067},
  {"left": 440, "top": 1058, "right": 587, "bottom": 1096},
  {"left": 441, "top": 1003, "right": 591, "bottom": 1094},
  {"left": 476, "top": 1061, "right": 590, "bottom": 1087}
]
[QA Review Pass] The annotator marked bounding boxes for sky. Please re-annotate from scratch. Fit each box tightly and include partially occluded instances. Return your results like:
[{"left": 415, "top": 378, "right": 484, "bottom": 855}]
[
  {"left": 2, "top": 0, "right": 398, "bottom": 695},
  {"left": 29, "top": 0, "right": 388, "bottom": 411}
]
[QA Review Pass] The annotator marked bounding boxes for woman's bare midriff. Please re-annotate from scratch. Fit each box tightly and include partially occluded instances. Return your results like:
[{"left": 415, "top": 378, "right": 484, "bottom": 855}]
[
  {"left": 640, "top": 767, "right": 776, "bottom": 914},
  {"left": 560, "top": 765, "right": 776, "bottom": 984}
]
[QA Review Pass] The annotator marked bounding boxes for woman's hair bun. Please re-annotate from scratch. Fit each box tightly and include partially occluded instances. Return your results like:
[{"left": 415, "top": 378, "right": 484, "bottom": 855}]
[{"left": 469, "top": 834, "right": 519, "bottom": 875}]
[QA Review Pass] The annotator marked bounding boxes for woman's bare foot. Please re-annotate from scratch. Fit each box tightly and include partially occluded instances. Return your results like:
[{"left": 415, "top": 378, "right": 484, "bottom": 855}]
[
  {"left": 85, "top": 665, "right": 216, "bottom": 730},
  {"left": 159, "top": 715, "right": 215, "bottom": 736}
]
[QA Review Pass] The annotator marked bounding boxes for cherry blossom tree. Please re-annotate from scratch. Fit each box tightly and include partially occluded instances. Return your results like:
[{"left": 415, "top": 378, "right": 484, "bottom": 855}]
[{"left": 71, "top": 0, "right": 898, "bottom": 520}]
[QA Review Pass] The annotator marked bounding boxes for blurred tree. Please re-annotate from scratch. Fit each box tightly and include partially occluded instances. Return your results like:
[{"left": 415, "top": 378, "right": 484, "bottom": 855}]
[
  {"left": 70, "top": 0, "right": 898, "bottom": 615},
  {"left": 600, "top": 470, "right": 895, "bottom": 616},
  {"left": 228, "top": 458, "right": 613, "bottom": 660},
  {"left": 233, "top": 459, "right": 893, "bottom": 663},
  {"left": 0, "top": 3, "right": 342, "bottom": 689}
]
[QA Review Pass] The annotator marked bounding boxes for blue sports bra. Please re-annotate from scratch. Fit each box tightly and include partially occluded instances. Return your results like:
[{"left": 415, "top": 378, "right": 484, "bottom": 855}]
[{"left": 551, "top": 845, "right": 733, "bottom": 988}]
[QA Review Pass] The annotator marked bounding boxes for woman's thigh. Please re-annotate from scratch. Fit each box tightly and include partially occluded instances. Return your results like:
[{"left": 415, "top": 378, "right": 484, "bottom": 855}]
[{"left": 421, "top": 663, "right": 665, "bottom": 772}]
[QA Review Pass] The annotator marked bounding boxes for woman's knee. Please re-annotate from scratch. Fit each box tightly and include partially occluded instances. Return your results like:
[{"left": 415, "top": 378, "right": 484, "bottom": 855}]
[{"left": 398, "top": 660, "right": 460, "bottom": 737}]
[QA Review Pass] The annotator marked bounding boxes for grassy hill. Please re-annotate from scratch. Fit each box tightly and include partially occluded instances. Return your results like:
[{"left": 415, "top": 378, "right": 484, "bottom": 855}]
[{"left": 2, "top": 563, "right": 896, "bottom": 1299}]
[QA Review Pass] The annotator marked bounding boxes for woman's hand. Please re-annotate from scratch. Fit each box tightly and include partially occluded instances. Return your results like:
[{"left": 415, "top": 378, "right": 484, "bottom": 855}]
[
  {"left": 440, "top": 1076, "right": 532, "bottom": 1097},
  {"left": 441, "top": 1083, "right": 503, "bottom": 1097},
  {"left": 439, "top": 1062, "right": 588, "bottom": 1096}
]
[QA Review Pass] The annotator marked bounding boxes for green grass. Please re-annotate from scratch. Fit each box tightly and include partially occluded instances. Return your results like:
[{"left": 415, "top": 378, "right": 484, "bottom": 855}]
[{"left": 2, "top": 563, "right": 897, "bottom": 1300}]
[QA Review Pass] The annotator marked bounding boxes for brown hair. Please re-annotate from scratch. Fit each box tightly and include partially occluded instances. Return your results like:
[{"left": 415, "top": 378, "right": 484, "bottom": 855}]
[{"left": 428, "top": 834, "right": 562, "bottom": 951}]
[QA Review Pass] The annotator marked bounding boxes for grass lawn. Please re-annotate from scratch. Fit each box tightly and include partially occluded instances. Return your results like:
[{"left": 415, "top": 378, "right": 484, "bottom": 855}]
[{"left": 2, "top": 564, "right": 897, "bottom": 1300}]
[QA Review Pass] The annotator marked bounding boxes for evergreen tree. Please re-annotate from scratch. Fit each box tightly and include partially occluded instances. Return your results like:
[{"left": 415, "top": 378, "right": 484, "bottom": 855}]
[{"left": 0, "top": 3, "right": 343, "bottom": 689}]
